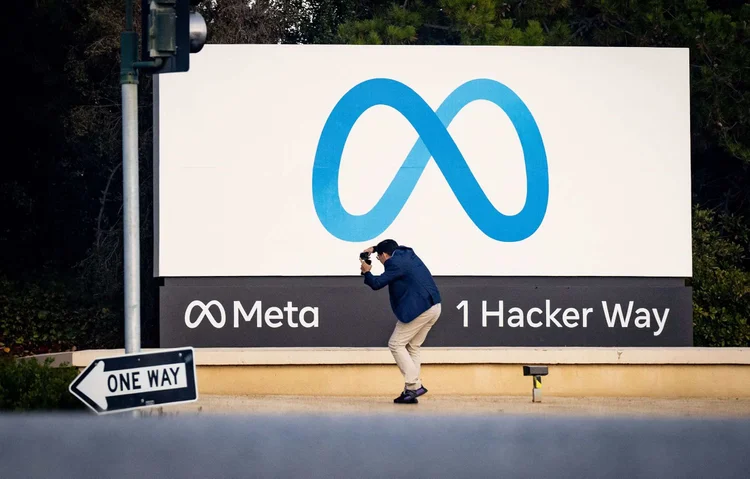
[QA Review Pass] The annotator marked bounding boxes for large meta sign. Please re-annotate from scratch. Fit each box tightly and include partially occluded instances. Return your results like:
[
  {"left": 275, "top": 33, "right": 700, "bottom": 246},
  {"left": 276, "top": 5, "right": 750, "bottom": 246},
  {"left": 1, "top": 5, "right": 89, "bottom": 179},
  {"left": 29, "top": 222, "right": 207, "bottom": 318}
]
[
  {"left": 69, "top": 348, "right": 198, "bottom": 415},
  {"left": 154, "top": 45, "right": 693, "bottom": 347}
]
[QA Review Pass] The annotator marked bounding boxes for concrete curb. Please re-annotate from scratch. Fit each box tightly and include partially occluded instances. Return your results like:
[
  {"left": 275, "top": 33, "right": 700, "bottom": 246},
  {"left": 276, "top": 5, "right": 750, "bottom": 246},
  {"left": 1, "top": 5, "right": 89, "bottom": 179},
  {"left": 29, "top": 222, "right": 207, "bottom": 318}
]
[{"left": 28, "top": 346, "right": 750, "bottom": 367}]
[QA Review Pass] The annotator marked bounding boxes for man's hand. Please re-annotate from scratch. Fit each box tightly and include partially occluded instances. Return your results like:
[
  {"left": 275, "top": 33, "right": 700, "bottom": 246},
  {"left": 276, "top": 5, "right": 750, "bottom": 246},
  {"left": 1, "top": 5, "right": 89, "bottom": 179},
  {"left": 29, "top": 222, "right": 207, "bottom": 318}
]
[
  {"left": 362, "top": 246, "right": 375, "bottom": 254},
  {"left": 360, "top": 259, "right": 372, "bottom": 274}
]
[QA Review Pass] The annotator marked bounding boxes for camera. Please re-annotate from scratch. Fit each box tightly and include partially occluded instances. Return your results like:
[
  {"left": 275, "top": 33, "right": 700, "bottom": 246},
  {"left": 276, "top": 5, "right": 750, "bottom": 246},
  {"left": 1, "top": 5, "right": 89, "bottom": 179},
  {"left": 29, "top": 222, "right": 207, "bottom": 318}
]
[{"left": 359, "top": 251, "right": 372, "bottom": 275}]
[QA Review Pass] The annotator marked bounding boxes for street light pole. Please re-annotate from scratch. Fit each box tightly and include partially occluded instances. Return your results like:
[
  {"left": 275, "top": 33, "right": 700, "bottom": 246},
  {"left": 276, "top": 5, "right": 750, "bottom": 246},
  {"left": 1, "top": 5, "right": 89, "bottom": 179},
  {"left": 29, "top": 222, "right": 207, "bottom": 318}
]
[
  {"left": 121, "top": 1, "right": 140, "bottom": 355},
  {"left": 119, "top": 0, "right": 208, "bottom": 357}
]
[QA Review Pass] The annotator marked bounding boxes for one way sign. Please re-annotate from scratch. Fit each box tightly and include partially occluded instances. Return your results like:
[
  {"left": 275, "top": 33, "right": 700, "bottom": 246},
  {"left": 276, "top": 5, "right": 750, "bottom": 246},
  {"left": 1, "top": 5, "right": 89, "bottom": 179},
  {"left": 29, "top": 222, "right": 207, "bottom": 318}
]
[{"left": 69, "top": 347, "right": 198, "bottom": 415}]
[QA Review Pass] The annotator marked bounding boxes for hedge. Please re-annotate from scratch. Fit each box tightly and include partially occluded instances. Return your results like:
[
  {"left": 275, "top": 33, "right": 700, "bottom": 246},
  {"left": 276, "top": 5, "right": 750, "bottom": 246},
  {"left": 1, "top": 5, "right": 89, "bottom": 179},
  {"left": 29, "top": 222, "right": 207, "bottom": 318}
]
[{"left": 0, "top": 356, "right": 84, "bottom": 411}]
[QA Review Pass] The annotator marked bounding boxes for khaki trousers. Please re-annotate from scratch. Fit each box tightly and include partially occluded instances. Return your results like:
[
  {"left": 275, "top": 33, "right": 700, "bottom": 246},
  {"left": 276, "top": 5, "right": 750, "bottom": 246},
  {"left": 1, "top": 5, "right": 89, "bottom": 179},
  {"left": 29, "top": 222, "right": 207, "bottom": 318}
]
[{"left": 388, "top": 303, "right": 442, "bottom": 390}]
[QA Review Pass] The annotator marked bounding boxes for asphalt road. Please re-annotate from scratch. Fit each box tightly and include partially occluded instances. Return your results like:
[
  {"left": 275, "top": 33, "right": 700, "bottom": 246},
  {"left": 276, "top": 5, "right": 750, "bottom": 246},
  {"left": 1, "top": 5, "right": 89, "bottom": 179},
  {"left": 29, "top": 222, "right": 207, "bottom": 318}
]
[{"left": 1, "top": 413, "right": 749, "bottom": 478}]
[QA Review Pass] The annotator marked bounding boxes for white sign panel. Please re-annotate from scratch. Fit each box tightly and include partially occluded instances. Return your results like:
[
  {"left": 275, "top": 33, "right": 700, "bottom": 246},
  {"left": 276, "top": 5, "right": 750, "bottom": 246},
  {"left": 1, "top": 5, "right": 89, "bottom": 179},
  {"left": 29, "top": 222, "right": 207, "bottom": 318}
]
[{"left": 154, "top": 44, "right": 691, "bottom": 277}]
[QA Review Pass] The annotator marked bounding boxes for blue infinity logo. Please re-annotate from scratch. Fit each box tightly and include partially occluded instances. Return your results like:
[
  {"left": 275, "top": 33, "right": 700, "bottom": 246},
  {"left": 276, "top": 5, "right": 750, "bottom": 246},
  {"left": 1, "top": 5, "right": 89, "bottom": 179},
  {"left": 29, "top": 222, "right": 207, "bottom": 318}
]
[{"left": 312, "top": 78, "right": 549, "bottom": 242}]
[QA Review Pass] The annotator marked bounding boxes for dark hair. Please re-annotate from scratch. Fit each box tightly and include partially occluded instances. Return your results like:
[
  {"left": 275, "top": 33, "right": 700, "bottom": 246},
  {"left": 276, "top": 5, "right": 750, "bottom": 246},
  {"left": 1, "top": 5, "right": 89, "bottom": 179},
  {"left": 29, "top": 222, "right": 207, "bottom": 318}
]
[{"left": 375, "top": 239, "right": 399, "bottom": 256}]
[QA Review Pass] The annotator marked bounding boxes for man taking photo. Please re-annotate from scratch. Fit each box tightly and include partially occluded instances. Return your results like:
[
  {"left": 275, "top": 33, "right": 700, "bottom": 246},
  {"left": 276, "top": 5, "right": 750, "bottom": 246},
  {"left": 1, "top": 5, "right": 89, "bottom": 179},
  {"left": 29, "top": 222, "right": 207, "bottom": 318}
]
[{"left": 360, "top": 239, "right": 442, "bottom": 404}]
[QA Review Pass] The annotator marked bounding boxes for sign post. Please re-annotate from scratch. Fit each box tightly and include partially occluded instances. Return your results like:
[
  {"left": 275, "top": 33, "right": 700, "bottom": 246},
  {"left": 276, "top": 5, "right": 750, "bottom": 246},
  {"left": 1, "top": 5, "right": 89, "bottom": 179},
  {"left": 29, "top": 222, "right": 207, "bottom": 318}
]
[
  {"left": 69, "top": 347, "right": 198, "bottom": 415},
  {"left": 119, "top": 1, "right": 208, "bottom": 355}
]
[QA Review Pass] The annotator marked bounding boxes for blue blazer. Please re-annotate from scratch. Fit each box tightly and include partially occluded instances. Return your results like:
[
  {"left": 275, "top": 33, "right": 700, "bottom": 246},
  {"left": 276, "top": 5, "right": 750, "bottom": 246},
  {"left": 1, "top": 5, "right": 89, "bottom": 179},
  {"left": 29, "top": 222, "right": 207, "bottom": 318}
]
[{"left": 364, "top": 246, "right": 442, "bottom": 323}]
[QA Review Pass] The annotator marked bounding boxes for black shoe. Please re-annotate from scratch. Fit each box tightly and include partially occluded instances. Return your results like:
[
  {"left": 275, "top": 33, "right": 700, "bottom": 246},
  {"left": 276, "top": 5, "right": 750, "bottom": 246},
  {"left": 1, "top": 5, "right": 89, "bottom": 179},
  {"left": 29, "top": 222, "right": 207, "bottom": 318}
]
[
  {"left": 413, "top": 385, "right": 428, "bottom": 397},
  {"left": 393, "top": 389, "right": 419, "bottom": 404}
]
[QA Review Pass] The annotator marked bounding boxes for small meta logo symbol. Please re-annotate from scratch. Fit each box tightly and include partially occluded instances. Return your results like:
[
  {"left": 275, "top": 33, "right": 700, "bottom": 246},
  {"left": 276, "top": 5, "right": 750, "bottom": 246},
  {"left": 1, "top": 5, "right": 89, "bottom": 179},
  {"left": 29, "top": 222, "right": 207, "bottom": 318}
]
[
  {"left": 311, "top": 78, "right": 549, "bottom": 242},
  {"left": 185, "top": 300, "right": 226, "bottom": 329}
]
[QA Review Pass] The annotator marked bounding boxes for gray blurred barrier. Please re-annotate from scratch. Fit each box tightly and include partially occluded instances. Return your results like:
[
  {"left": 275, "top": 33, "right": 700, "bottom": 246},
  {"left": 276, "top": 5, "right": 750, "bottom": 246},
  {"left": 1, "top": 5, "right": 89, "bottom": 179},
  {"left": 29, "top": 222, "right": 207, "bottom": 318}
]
[{"left": 1, "top": 413, "right": 749, "bottom": 478}]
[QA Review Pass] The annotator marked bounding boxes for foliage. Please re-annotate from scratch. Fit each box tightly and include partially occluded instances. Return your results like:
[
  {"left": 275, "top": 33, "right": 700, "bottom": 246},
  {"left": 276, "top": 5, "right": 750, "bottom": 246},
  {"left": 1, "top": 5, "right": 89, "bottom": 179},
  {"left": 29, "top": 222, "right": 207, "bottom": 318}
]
[
  {"left": 337, "top": 0, "right": 547, "bottom": 45},
  {"left": 338, "top": 4, "right": 422, "bottom": 44},
  {"left": 692, "top": 208, "right": 750, "bottom": 346},
  {"left": 197, "top": 0, "right": 304, "bottom": 44},
  {"left": 0, "top": 276, "right": 121, "bottom": 358},
  {"left": 0, "top": 357, "right": 85, "bottom": 411}
]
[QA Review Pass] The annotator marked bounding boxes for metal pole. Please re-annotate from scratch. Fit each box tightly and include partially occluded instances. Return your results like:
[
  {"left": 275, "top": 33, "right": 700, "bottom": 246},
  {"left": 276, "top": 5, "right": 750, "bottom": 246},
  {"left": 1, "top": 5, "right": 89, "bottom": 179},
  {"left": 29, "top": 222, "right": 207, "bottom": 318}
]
[
  {"left": 122, "top": 83, "right": 140, "bottom": 354},
  {"left": 121, "top": 1, "right": 140, "bottom": 355}
]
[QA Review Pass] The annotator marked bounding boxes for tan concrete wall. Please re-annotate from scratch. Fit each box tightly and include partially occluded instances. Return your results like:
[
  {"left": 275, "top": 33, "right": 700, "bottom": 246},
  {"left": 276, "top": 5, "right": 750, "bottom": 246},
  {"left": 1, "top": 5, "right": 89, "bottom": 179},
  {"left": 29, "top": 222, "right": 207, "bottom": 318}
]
[
  {"left": 196, "top": 364, "right": 750, "bottom": 398},
  {"left": 29, "top": 347, "right": 750, "bottom": 398},
  {"left": 31, "top": 347, "right": 750, "bottom": 367}
]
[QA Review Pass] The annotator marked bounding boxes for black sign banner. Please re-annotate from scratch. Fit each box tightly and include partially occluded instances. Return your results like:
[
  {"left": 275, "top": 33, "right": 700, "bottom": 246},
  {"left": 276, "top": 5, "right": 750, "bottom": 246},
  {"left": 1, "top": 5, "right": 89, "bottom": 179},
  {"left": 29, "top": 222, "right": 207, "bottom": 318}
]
[{"left": 159, "top": 277, "right": 692, "bottom": 347}]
